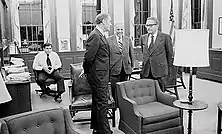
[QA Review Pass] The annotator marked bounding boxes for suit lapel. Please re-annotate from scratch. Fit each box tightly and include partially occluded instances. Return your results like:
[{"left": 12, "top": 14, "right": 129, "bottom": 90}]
[
  {"left": 122, "top": 36, "right": 127, "bottom": 53},
  {"left": 143, "top": 34, "right": 150, "bottom": 54}
]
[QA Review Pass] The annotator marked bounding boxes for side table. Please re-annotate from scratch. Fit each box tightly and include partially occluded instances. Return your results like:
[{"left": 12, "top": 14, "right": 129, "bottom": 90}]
[{"left": 174, "top": 100, "right": 208, "bottom": 134}]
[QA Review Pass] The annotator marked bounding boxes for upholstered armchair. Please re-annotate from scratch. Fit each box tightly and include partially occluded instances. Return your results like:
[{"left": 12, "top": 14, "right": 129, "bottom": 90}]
[
  {"left": 0, "top": 108, "right": 84, "bottom": 134},
  {"left": 116, "top": 79, "right": 184, "bottom": 134}
]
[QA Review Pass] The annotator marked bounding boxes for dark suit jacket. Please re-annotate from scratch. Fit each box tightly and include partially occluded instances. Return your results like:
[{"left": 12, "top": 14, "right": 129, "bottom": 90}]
[
  {"left": 107, "top": 35, "right": 134, "bottom": 75},
  {"left": 140, "top": 31, "right": 173, "bottom": 78},
  {"left": 83, "top": 28, "right": 110, "bottom": 86}
]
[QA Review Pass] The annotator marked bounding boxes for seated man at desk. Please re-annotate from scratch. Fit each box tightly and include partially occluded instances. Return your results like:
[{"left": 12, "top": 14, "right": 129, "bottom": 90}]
[{"left": 32, "top": 43, "right": 65, "bottom": 102}]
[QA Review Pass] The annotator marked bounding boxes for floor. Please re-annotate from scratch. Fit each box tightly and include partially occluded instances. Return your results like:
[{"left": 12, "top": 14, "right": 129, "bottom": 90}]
[{"left": 30, "top": 73, "right": 222, "bottom": 134}]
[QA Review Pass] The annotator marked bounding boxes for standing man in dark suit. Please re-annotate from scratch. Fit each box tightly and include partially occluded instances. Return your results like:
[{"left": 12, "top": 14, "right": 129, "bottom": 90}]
[
  {"left": 83, "top": 13, "right": 112, "bottom": 134},
  {"left": 140, "top": 17, "right": 173, "bottom": 92},
  {"left": 107, "top": 23, "right": 134, "bottom": 103}
]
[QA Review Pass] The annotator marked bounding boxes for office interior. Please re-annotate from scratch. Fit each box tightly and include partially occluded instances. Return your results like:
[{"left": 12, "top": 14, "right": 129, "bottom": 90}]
[{"left": 1, "top": 0, "right": 222, "bottom": 134}]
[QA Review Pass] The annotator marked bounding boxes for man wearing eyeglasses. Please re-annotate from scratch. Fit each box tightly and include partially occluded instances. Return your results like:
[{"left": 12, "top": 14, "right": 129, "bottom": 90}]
[{"left": 139, "top": 17, "right": 173, "bottom": 92}]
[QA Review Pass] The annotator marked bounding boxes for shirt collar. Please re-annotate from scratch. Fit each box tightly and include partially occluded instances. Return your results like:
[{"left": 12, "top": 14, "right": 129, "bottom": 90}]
[
  {"left": 96, "top": 26, "right": 105, "bottom": 36},
  {"left": 150, "top": 31, "right": 158, "bottom": 37},
  {"left": 115, "top": 34, "right": 122, "bottom": 41}
]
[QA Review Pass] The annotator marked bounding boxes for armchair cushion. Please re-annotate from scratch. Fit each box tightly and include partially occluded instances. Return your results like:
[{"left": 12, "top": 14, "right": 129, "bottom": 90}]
[
  {"left": 0, "top": 108, "right": 83, "bottom": 134},
  {"left": 138, "top": 102, "right": 180, "bottom": 125}
]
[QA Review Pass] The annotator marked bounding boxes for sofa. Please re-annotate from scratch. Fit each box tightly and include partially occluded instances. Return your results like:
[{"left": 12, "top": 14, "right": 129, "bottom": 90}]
[{"left": 0, "top": 107, "right": 84, "bottom": 134}]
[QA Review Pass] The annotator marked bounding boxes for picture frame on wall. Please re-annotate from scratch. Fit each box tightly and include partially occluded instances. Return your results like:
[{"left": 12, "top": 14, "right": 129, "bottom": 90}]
[{"left": 218, "top": 17, "right": 222, "bottom": 35}]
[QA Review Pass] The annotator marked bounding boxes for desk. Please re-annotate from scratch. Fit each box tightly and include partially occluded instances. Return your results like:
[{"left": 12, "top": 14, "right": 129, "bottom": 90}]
[
  {"left": 174, "top": 100, "right": 208, "bottom": 134},
  {"left": 0, "top": 79, "right": 31, "bottom": 118},
  {"left": 0, "top": 74, "right": 11, "bottom": 104}
]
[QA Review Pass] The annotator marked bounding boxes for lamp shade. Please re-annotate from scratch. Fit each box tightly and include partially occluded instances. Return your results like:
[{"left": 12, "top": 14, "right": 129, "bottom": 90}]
[
  {"left": 173, "top": 29, "right": 210, "bottom": 67},
  {"left": 0, "top": 75, "right": 11, "bottom": 104}
]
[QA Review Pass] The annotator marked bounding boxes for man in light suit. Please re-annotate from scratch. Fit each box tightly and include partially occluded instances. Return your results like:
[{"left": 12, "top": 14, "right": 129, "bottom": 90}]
[
  {"left": 107, "top": 23, "right": 134, "bottom": 103},
  {"left": 140, "top": 17, "right": 173, "bottom": 92},
  {"left": 83, "top": 13, "right": 112, "bottom": 134}
]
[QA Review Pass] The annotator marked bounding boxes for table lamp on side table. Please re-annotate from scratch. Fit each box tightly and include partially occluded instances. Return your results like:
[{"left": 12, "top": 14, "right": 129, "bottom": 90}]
[{"left": 173, "top": 29, "right": 209, "bottom": 134}]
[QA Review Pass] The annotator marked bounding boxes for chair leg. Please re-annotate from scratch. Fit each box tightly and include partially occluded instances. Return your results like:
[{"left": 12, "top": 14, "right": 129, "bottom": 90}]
[
  {"left": 218, "top": 108, "right": 221, "bottom": 134},
  {"left": 173, "top": 87, "right": 179, "bottom": 100},
  {"left": 180, "top": 77, "right": 186, "bottom": 89},
  {"left": 111, "top": 108, "right": 116, "bottom": 127}
]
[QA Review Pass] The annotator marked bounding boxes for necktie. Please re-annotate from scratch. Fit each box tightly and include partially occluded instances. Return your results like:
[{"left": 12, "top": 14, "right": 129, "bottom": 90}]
[
  {"left": 118, "top": 36, "right": 123, "bottom": 51},
  {"left": 46, "top": 54, "right": 52, "bottom": 67},
  {"left": 149, "top": 35, "right": 154, "bottom": 49}
]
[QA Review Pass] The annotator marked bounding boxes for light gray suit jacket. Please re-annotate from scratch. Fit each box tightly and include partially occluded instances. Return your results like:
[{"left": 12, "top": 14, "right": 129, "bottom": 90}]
[
  {"left": 107, "top": 35, "right": 134, "bottom": 75},
  {"left": 140, "top": 31, "right": 173, "bottom": 78}
]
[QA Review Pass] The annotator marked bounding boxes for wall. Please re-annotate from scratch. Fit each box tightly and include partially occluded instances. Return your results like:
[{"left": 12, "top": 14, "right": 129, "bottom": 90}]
[
  {"left": 113, "top": 0, "right": 124, "bottom": 24},
  {"left": 55, "top": 0, "right": 70, "bottom": 52},
  {"left": 212, "top": 0, "right": 222, "bottom": 48}
]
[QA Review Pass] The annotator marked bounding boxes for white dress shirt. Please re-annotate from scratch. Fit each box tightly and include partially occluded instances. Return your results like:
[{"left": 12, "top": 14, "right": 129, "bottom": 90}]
[
  {"left": 147, "top": 31, "right": 158, "bottom": 47},
  {"left": 33, "top": 51, "right": 62, "bottom": 71}
]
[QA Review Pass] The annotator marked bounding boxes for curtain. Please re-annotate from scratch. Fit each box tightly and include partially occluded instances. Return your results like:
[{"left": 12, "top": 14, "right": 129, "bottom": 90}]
[
  {"left": 43, "top": 0, "right": 51, "bottom": 44},
  {"left": 169, "top": 0, "right": 176, "bottom": 46},
  {"left": 101, "top": 0, "right": 109, "bottom": 37},
  {"left": 76, "top": 0, "right": 83, "bottom": 50},
  {"left": 201, "top": 0, "right": 207, "bottom": 29},
  {"left": 151, "top": 0, "right": 157, "bottom": 17},
  {"left": 181, "top": 0, "right": 192, "bottom": 29},
  {"left": 129, "top": 0, "right": 135, "bottom": 43},
  {"left": 12, "top": 0, "right": 21, "bottom": 48},
  {"left": 101, "top": 0, "right": 108, "bottom": 13}
]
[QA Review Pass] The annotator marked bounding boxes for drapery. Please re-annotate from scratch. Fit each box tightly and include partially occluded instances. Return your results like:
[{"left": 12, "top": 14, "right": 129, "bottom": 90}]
[
  {"left": 43, "top": 0, "right": 51, "bottom": 44},
  {"left": 201, "top": 0, "right": 208, "bottom": 29},
  {"left": 181, "top": 0, "right": 192, "bottom": 29},
  {"left": 11, "top": 0, "right": 21, "bottom": 48},
  {"left": 76, "top": 0, "right": 83, "bottom": 50}
]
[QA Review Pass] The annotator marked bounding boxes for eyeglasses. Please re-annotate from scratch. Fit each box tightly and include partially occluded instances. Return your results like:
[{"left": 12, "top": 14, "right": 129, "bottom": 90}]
[{"left": 146, "top": 24, "right": 157, "bottom": 27}]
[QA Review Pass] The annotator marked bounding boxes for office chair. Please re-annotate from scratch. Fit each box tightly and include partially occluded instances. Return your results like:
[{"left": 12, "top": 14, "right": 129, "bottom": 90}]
[{"left": 33, "top": 69, "right": 62, "bottom": 103}]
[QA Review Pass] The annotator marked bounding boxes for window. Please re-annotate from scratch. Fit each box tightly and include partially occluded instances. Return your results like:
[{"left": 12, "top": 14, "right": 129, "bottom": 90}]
[
  {"left": 18, "top": 0, "right": 44, "bottom": 53},
  {"left": 81, "top": 0, "right": 101, "bottom": 49},
  {"left": 134, "top": 0, "right": 150, "bottom": 47},
  {"left": 191, "top": 0, "right": 201, "bottom": 29}
]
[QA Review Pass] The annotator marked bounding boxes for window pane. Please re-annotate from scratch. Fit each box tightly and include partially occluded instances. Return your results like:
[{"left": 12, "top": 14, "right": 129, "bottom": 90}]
[
  {"left": 19, "top": 0, "right": 44, "bottom": 53},
  {"left": 20, "top": 26, "right": 27, "bottom": 42},
  {"left": 134, "top": 0, "right": 150, "bottom": 46}
]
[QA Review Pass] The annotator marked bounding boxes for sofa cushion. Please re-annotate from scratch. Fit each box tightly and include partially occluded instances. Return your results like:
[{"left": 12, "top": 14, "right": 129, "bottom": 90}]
[
  {"left": 123, "top": 79, "right": 157, "bottom": 105},
  {"left": 138, "top": 102, "right": 180, "bottom": 125},
  {"left": 3, "top": 109, "right": 66, "bottom": 134}
]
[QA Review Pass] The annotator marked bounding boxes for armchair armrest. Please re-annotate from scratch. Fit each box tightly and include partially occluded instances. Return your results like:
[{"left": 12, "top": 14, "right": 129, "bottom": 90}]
[
  {"left": 0, "top": 119, "right": 9, "bottom": 134},
  {"left": 116, "top": 82, "right": 142, "bottom": 134},
  {"left": 62, "top": 108, "right": 86, "bottom": 134},
  {"left": 155, "top": 80, "right": 177, "bottom": 107}
]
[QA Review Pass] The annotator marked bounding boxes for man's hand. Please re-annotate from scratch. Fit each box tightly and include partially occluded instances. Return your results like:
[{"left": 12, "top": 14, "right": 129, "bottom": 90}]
[
  {"left": 43, "top": 66, "right": 52, "bottom": 74},
  {"left": 48, "top": 66, "right": 54, "bottom": 74}
]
